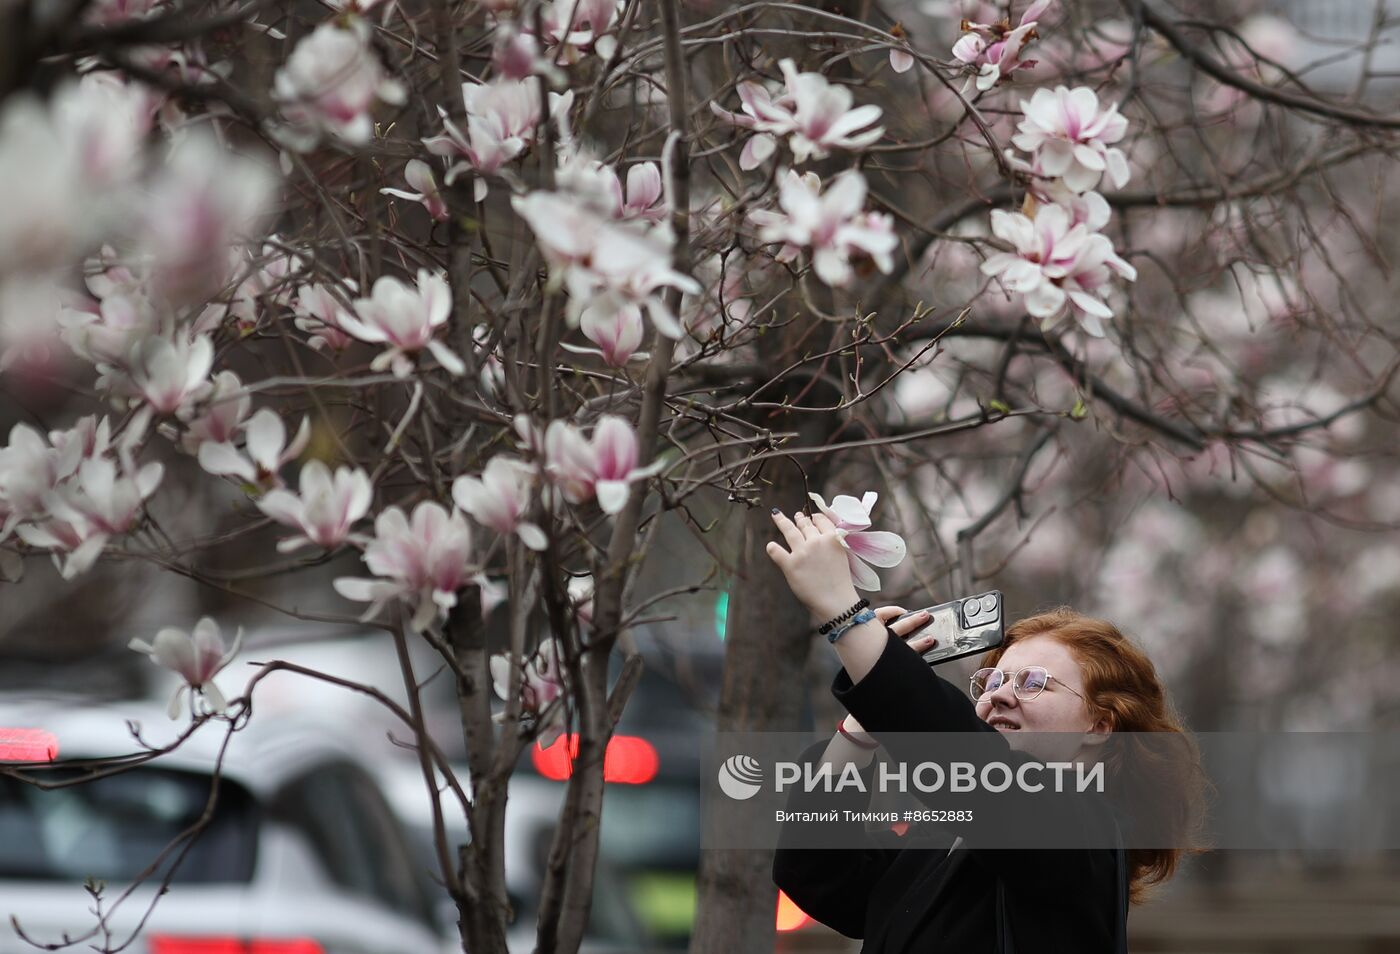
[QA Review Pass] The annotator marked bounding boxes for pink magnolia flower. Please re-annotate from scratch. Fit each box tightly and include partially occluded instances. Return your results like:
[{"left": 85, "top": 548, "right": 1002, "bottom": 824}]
[
  {"left": 380, "top": 159, "right": 449, "bottom": 222},
  {"left": 0, "top": 422, "right": 83, "bottom": 537},
  {"left": 274, "top": 23, "right": 406, "bottom": 147},
  {"left": 491, "top": 25, "right": 566, "bottom": 84},
  {"left": 560, "top": 302, "right": 648, "bottom": 366},
  {"left": 748, "top": 169, "right": 897, "bottom": 287},
  {"left": 490, "top": 637, "right": 566, "bottom": 746},
  {"left": 423, "top": 80, "right": 568, "bottom": 200},
  {"left": 1011, "top": 85, "right": 1130, "bottom": 193},
  {"left": 979, "top": 203, "right": 1136, "bottom": 337},
  {"left": 257, "top": 460, "right": 372, "bottom": 552},
  {"left": 333, "top": 501, "right": 477, "bottom": 632},
  {"left": 339, "top": 269, "right": 465, "bottom": 378},
  {"left": 140, "top": 134, "right": 277, "bottom": 308},
  {"left": 198, "top": 407, "right": 311, "bottom": 488},
  {"left": 51, "top": 71, "right": 155, "bottom": 188},
  {"left": 531, "top": 0, "right": 624, "bottom": 63},
  {"left": 46, "top": 453, "right": 164, "bottom": 536},
  {"left": 543, "top": 415, "right": 664, "bottom": 514},
  {"left": 807, "top": 491, "right": 908, "bottom": 591},
  {"left": 511, "top": 191, "right": 699, "bottom": 338},
  {"left": 128, "top": 333, "right": 214, "bottom": 415},
  {"left": 709, "top": 58, "right": 884, "bottom": 169},
  {"left": 453, "top": 455, "right": 547, "bottom": 550},
  {"left": 294, "top": 282, "right": 359, "bottom": 352},
  {"left": 952, "top": 0, "right": 1052, "bottom": 92},
  {"left": 180, "top": 371, "right": 251, "bottom": 453},
  {"left": 129, "top": 617, "right": 243, "bottom": 718}
]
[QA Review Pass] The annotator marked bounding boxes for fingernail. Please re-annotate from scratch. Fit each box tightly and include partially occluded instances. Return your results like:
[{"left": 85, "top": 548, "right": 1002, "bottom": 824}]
[
  {"left": 770, "top": 507, "right": 780, "bottom": 515},
  {"left": 919, "top": 611, "right": 931, "bottom": 619}
]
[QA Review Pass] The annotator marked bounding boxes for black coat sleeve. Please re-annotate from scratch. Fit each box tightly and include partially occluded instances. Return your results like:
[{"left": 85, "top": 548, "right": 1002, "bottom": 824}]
[
  {"left": 770, "top": 739, "right": 903, "bottom": 938},
  {"left": 830, "top": 625, "right": 1120, "bottom": 892}
]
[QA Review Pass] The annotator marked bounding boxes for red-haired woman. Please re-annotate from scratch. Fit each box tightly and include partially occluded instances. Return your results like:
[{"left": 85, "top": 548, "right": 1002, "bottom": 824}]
[{"left": 766, "top": 507, "right": 1208, "bottom": 954}]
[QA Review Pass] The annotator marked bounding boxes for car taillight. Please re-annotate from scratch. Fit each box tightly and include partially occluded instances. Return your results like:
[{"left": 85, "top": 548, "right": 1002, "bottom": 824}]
[
  {"left": 776, "top": 891, "right": 811, "bottom": 932},
  {"left": 0, "top": 727, "right": 58, "bottom": 762},
  {"left": 150, "top": 938, "right": 324, "bottom": 954},
  {"left": 530, "top": 733, "right": 659, "bottom": 784}
]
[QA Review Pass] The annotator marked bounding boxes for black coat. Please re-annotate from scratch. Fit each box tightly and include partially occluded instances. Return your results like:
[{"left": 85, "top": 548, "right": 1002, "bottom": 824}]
[{"left": 772, "top": 624, "right": 1125, "bottom": 954}]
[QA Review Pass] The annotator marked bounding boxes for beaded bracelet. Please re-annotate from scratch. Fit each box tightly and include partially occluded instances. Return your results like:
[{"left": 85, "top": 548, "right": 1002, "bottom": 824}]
[{"left": 816, "top": 598, "right": 870, "bottom": 635}]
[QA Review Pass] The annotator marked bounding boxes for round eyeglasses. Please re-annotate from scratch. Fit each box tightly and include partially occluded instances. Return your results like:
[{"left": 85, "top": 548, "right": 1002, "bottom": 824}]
[{"left": 970, "top": 667, "right": 1086, "bottom": 702}]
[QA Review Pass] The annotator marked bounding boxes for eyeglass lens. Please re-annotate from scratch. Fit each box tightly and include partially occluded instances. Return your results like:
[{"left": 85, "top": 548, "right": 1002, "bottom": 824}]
[{"left": 973, "top": 667, "right": 1049, "bottom": 698}]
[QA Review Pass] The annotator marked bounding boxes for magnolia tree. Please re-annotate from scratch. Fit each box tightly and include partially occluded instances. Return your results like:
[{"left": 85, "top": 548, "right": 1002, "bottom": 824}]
[{"left": 3, "top": 0, "right": 1400, "bottom": 951}]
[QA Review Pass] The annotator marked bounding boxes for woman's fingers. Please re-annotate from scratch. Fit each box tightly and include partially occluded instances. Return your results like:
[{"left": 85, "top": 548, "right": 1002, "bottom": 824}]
[
  {"left": 764, "top": 540, "right": 788, "bottom": 566},
  {"left": 889, "top": 610, "right": 932, "bottom": 637},
  {"left": 874, "top": 605, "right": 908, "bottom": 621},
  {"left": 792, "top": 510, "right": 821, "bottom": 540},
  {"left": 810, "top": 512, "right": 839, "bottom": 535},
  {"left": 770, "top": 510, "right": 806, "bottom": 549}
]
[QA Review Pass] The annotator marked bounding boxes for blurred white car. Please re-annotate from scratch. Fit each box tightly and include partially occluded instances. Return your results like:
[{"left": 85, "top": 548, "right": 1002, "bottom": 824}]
[{"left": 0, "top": 693, "right": 446, "bottom": 954}]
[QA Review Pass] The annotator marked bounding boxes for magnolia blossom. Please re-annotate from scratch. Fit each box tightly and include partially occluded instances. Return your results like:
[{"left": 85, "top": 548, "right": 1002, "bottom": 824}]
[
  {"left": 808, "top": 491, "right": 908, "bottom": 591},
  {"left": 198, "top": 407, "right": 311, "bottom": 487},
  {"left": 273, "top": 22, "right": 406, "bottom": 147},
  {"left": 749, "top": 169, "right": 897, "bottom": 287},
  {"left": 21, "top": 449, "right": 164, "bottom": 579},
  {"left": 128, "top": 333, "right": 214, "bottom": 415},
  {"left": 952, "top": 0, "right": 1052, "bottom": 92},
  {"left": 543, "top": 415, "right": 664, "bottom": 514},
  {"left": 0, "top": 423, "right": 83, "bottom": 537},
  {"left": 257, "top": 460, "right": 372, "bottom": 552},
  {"left": 453, "top": 455, "right": 547, "bottom": 550},
  {"left": 339, "top": 269, "right": 464, "bottom": 377},
  {"left": 139, "top": 134, "right": 278, "bottom": 308},
  {"left": 980, "top": 203, "right": 1137, "bottom": 336},
  {"left": 423, "top": 79, "right": 566, "bottom": 199},
  {"left": 294, "top": 282, "right": 359, "bottom": 352},
  {"left": 567, "top": 573, "right": 594, "bottom": 625},
  {"left": 531, "top": 0, "right": 624, "bottom": 63},
  {"left": 490, "top": 638, "right": 566, "bottom": 747},
  {"left": 555, "top": 155, "right": 668, "bottom": 224},
  {"left": 1011, "top": 86, "right": 1130, "bottom": 193},
  {"left": 179, "top": 371, "right": 252, "bottom": 453},
  {"left": 560, "top": 302, "right": 647, "bottom": 366},
  {"left": 333, "top": 501, "right": 476, "bottom": 632},
  {"left": 710, "top": 58, "right": 884, "bottom": 169},
  {"left": 129, "top": 617, "right": 243, "bottom": 718},
  {"left": 511, "top": 191, "right": 699, "bottom": 337},
  {"left": 380, "top": 159, "right": 449, "bottom": 222}
]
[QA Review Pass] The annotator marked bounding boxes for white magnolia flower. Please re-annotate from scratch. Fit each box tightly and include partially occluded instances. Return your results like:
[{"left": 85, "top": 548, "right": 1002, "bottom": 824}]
[
  {"left": 543, "top": 415, "right": 664, "bottom": 514},
  {"left": 808, "top": 491, "right": 908, "bottom": 591},
  {"left": 952, "top": 0, "right": 1052, "bottom": 92},
  {"left": 380, "top": 159, "right": 449, "bottom": 222},
  {"left": 333, "top": 501, "right": 476, "bottom": 632},
  {"left": 453, "top": 456, "right": 548, "bottom": 550},
  {"left": 129, "top": 617, "right": 243, "bottom": 718},
  {"left": 294, "top": 282, "right": 359, "bottom": 352},
  {"left": 709, "top": 58, "right": 884, "bottom": 168},
  {"left": 490, "top": 637, "right": 567, "bottom": 747},
  {"left": 198, "top": 408, "right": 311, "bottom": 488},
  {"left": 179, "top": 370, "right": 252, "bottom": 453},
  {"left": 128, "top": 333, "right": 214, "bottom": 415},
  {"left": 749, "top": 169, "right": 897, "bottom": 287},
  {"left": 339, "top": 269, "right": 464, "bottom": 377},
  {"left": 980, "top": 203, "right": 1136, "bottom": 336},
  {"left": 274, "top": 22, "right": 406, "bottom": 147},
  {"left": 257, "top": 460, "right": 372, "bottom": 552},
  {"left": 1011, "top": 86, "right": 1130, "bottom": 193}
]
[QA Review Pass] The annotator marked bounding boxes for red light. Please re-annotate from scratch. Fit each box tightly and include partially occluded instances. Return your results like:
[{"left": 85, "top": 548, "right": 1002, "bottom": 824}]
[
  {"left": 150, "top": 939, "right": 244, "bottom": 954},
  {"left": 890, "top": 821, "right": 910, "bottom": 837},
  {"left": 150, "top": 938, "right": 323, "bottom": 954},
  {"left": 529, "top": 734, "right": 658, "bottom": 784},
  {"left": 0, "top": 728, "right": 58, "bottom": 763},
  {"left": 776, "top": 891, "right": 812, "bottom": 932}
]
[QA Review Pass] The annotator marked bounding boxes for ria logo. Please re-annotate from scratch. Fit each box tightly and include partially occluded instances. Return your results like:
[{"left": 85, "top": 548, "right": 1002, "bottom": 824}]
[{"left": 718, "top": 754, "right": 764, "bottom": 800}]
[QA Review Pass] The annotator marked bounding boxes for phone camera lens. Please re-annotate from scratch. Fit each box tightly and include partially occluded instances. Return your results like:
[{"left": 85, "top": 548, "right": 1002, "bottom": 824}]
[
  {"left": 980, "top": 594, "right": 998, "bottom": 613},
  {"left": 963, "top": 599, "right": 981, "bottom": 618}
]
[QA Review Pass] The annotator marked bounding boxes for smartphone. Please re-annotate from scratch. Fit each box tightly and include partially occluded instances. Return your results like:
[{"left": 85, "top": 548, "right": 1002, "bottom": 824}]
[{"left": 894, "top": 591, "right": 1005, "bottom": 667}]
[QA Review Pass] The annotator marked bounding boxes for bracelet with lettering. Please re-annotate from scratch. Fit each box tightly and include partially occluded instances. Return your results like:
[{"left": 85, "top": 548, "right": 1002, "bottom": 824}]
[{"left": 816, "top": 598, "right": 870, "bottom": 635}]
